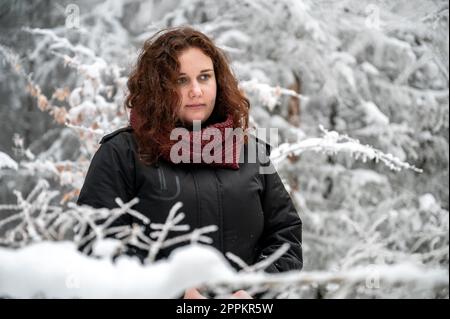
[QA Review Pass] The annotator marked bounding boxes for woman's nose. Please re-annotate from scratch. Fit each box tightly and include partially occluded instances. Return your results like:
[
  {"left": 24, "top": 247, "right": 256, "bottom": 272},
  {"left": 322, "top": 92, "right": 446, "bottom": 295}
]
[{"left": 189, "top": 81, "right": 202, "bottom": 98}]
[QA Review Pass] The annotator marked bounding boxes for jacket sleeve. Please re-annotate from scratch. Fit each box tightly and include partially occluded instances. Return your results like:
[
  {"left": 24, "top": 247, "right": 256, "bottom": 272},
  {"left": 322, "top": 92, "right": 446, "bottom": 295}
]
[
  {"left": 256, "top": 162, "right": 303, "bottom": 273},
  {"left": 76, "top": 139, "right": 135, "bottom": 252}
]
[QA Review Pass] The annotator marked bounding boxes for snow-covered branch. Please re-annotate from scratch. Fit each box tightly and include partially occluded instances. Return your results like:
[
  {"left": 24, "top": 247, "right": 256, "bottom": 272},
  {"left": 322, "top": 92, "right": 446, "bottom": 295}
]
[
  {"left": 0, "top": 241, "right": 447, "bottom": 299},
  {"left": 0, "top": 181, "right": 220, "bottom": 269},
  {"left": 240, "top": 79, "right": 310, "bottom": 111},
  {"left": 0, "top": 242, "right": 235, "bottom": 298},
  {"left": 271, "top": 125, "right": 423, "bottom": 172},
  {"left": 0, "top": 151, "right": 18, "bottom": 171}
]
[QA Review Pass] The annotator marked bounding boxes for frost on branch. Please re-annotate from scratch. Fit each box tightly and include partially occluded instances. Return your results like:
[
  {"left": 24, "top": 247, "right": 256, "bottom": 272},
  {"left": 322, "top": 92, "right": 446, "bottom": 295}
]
[
  {"left": 240, "top": 79, "right": 310, "bottom": 112},
  {"left": 0, "top": 180, "right": 219, "bottom": 265},
  {"left": 0, "top": 152, "right": 18, "bottom": 171},
  {"left": 271, "top": 125, "right": 423, "bottom": 172}
]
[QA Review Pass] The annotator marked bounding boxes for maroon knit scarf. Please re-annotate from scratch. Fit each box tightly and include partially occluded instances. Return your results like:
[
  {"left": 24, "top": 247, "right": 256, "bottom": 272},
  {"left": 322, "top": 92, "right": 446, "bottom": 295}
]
[{"left": 129, "top": 110, "right": 243, "bottom": 169}]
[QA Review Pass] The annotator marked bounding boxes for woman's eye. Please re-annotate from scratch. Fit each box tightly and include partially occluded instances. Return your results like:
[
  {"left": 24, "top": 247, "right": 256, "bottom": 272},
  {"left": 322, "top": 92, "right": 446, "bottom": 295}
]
[{"left": 176, "top": 74, "right": 211, "bottom": 85}]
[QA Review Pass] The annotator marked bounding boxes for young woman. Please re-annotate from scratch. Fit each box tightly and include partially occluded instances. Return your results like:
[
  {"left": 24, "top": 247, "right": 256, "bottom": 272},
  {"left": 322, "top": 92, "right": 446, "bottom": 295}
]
[{"left": 77, "top": 26, "right": 302, "bottom": 299}]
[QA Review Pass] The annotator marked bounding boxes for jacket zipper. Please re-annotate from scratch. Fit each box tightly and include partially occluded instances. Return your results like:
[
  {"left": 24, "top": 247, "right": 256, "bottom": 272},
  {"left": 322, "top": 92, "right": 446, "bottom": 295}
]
[
  {"left": 191, "top": 170, "right": 200, "bottom": 227},
  {"left": 157, "top": 166, "right": 167, "bottom": 190},
  {"left": 214, "top": 170, "right": 224, "bottom": 253}
]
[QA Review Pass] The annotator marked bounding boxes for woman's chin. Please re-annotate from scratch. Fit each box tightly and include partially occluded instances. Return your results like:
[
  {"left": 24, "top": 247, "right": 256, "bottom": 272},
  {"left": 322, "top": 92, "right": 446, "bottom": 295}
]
[{"left": 184, "top": 116, "right": 208, "bottom": 125}]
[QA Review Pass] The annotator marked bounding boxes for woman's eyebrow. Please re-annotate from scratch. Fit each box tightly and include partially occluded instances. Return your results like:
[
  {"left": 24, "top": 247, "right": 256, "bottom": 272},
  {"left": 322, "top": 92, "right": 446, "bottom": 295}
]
[{"left": 179, "top": 69, "right": 213, "bottom": 75}]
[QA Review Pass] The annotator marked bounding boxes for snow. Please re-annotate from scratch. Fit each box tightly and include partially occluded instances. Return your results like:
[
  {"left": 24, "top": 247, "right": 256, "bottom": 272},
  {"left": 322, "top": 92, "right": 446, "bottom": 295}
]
[
  {"left": 350, "top": 169, "right": 389, "bottom": 187},
  {"left": 0, "top": 152, "right": 18, "bottom": 170},
  {"left": 1, "top": 241, "right": 447, "bottom": 299},
  {"left": 216, "top": 30, "right": 251, "bottom": 47},
  {"left": 419, "top": 193, "right": 440, "bottom": 212},
  {"left": 361, "top": 100, "right": 390, "bottom": 126},
  {"left": 0, "top": 241, "right": 236, "bottom": 298},
  {"left": 67, "top": 100, "right": 98, "bottom": 124}
]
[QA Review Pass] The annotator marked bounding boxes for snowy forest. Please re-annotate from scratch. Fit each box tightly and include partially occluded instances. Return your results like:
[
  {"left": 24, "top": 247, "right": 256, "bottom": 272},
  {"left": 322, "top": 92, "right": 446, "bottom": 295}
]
[{"left": 0, "top": 0, "right": 448, "bottom": 299}]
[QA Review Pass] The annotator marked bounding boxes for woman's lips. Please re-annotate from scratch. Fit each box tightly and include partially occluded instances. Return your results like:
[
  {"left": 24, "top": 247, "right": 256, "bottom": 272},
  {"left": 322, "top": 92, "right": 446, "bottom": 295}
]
[{"left": 186, "top": 104, "right": 205, "bottom": 108}]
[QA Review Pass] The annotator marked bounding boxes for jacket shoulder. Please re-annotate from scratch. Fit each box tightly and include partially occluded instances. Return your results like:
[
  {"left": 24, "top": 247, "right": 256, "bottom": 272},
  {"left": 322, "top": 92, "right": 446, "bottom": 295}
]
[{"left": 100, "top": 126, "right": 134, "bottom": 145}]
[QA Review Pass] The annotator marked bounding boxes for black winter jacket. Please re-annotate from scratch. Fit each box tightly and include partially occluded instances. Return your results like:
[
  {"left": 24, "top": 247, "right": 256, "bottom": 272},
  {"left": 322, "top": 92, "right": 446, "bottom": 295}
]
[{"left": 77, "top": 127, "right": 303, "bottom": 273}]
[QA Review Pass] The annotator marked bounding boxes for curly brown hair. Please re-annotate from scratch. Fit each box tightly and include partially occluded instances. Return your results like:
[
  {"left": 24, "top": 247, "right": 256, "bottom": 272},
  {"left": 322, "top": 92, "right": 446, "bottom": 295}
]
[{"left": 125, "top": 26, "right": 250, "bottom": 165}]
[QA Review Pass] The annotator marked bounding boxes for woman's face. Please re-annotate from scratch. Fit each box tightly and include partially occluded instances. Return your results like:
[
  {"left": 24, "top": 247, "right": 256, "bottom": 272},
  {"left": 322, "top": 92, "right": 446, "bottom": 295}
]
[{"left": 176, "top": 47, "right": 217, "bottom": 126}]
